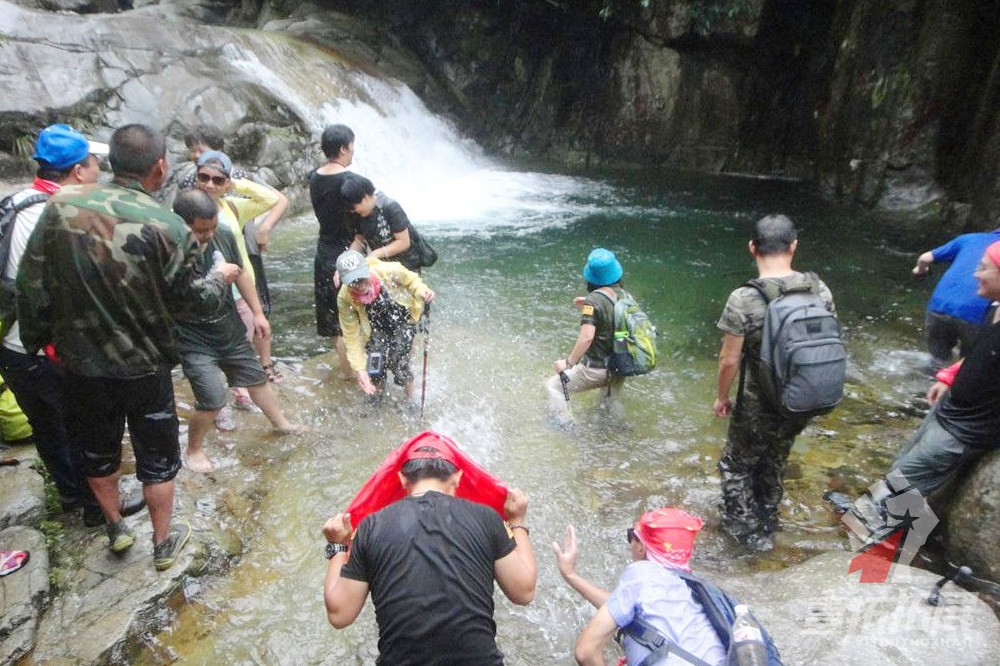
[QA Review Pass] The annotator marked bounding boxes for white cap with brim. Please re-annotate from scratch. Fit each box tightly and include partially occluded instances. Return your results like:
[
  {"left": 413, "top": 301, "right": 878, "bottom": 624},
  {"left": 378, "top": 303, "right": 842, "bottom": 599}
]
[{"left": 336, "top": 250, "right": 371, "bottom": 285}]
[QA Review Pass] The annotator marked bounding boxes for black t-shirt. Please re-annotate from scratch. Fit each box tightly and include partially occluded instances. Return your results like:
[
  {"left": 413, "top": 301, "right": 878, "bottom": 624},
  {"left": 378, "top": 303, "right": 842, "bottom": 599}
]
[
  {"left": 308, "top": 169, "right": 353, "bottom": 251},
  {"left": 341, "top": 491, "right": 516, "bottom": 666},
  {"left": 349, "top": 193, "right": 422, "bottom": 271},
  {"left": 937, "top": 321, "right": 1000, "bottom": 447}
]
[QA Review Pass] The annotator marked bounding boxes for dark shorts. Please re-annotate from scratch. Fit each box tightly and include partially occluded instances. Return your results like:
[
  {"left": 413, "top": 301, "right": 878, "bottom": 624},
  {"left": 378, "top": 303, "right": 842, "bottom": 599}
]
[
  {"left": 180, "top": 340, "right": 267, "bottom": 411},
  {"left": 63, "top": 371, "right": 181, "bottom": 484},
  {"left": 925, "top": 311, "right": 984, "bottom": 368},
  {"left": 315, "top": 244, "right": 347, "bottom": 338}
]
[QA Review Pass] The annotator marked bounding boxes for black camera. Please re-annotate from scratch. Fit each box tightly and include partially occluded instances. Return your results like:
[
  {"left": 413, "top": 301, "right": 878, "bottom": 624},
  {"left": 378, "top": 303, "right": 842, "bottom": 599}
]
[{"left": 366, "top": 351, "right": 385, "bottom": 378}]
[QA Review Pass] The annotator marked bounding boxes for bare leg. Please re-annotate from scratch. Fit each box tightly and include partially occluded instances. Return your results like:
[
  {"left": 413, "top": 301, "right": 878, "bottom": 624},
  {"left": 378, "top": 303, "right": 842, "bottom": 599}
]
[
  {"left": 246, "top": 383, "right": 301, "bottom": 432},
  {"left": 186, "top": 409, "right": 217, "bottom": 473},
  {"left": 334, "top": 336, "right": 352, "bottom": 380},
  {"left": 144, "top": 480, "right": 174, "bottom": 545},
  {"left": 253, "top": 330, "right": 273, "bottom": 367},
  {"left": 88, "top": 472, "right": 123, "bottom": 523}
]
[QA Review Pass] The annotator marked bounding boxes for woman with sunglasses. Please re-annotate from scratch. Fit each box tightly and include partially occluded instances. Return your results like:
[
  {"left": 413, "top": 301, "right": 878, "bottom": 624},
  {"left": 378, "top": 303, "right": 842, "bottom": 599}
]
[{"left": 194, "top": 151, "right": 288, "bottom": 407}]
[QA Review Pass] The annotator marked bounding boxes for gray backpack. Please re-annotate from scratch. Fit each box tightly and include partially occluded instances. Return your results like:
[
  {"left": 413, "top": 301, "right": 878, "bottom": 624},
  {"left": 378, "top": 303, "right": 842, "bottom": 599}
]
[{"left": 741, "top": 273, "right": 845, "bottom": 418}]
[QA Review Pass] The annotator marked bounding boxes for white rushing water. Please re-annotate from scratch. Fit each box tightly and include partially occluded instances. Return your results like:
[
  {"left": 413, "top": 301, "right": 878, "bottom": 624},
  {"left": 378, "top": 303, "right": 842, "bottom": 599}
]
[{"left": 226, "top": 38, "right": 612, "bottom": 236}]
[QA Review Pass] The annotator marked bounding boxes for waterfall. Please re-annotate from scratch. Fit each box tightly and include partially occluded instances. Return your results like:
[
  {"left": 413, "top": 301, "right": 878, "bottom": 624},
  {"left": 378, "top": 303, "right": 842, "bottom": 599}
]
[{"left": 225, "top": 34, "right": 610, "bottom": 235}]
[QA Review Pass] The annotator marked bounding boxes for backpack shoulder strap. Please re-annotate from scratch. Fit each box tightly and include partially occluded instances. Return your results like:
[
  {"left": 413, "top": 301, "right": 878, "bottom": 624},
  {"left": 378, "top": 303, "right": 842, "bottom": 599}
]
[{"left": 617, "top": 615, "right": 714, "bottom": 666}]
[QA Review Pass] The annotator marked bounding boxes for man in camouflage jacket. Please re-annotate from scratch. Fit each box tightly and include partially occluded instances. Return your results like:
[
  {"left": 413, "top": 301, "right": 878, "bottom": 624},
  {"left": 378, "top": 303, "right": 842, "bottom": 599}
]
[
  {"left": 16, "top": 124, "right": 240, "bottom": 569},
  {"left": 713, "top": 215, "right": 837, "bottom": 552}
]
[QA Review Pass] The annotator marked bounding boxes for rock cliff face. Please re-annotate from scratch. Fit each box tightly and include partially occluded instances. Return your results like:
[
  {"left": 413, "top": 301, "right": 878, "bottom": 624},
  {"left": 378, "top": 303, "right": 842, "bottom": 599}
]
[{"left": 300, "top": 0, "right": 1000, "bottom": 231}]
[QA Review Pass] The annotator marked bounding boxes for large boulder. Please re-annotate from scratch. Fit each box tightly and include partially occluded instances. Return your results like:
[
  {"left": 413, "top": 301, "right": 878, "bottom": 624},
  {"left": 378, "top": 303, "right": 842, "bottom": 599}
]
[
  {"left": 943, "top": 449, "right": 1000, "bottom": 582},
  {"left": 724, "top": 550, "right": 1000, "bottom": 665}
]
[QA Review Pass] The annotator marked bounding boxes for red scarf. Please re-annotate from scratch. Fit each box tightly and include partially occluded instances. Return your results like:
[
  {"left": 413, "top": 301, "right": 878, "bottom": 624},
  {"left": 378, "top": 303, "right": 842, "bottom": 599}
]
[
  {"left": 31, "top": 178, "right": 61, "bottom": 195},
  {"left": 350, "top": 274, "right": 382, "bottom": 305}
]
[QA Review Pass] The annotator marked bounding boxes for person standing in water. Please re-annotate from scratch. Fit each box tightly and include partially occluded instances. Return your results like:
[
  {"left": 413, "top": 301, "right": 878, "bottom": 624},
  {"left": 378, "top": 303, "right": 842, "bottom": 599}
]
[{"left": 309, "top": 124, "right": 357, "bottom": 380}]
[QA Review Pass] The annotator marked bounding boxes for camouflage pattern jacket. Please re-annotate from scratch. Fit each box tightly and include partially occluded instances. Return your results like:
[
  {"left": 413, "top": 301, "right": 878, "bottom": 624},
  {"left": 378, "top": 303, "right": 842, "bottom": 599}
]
[{"left": 16, "top": 180, "right": 229, "bottom": 378}]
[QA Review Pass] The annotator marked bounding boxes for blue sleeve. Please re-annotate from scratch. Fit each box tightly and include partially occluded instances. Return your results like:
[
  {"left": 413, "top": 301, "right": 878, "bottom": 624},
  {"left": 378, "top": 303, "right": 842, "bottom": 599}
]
[{"left": 930, "top": 235, "right": 966, "bottom": 263}]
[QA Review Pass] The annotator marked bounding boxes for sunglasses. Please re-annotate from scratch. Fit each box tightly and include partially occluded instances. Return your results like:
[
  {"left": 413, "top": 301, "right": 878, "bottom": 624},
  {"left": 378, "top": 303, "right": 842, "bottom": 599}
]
[
  {"left": 626, "top": 527, "right": 637, "bottom": 544},
  {"left": 196, "top": 172, "right": 228, "bottom": 186}
]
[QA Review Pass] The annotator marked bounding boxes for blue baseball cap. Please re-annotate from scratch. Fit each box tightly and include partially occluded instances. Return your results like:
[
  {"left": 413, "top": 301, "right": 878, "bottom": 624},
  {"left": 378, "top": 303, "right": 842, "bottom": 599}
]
[
  {"left": 195, "top": 150, "right": 233, "bottom": 177},
  {"left": 33, "top": 124, "right": 108, "bottom": 170},
  {"left": 582, "top": 248, "right": 623, "bottom": 286}
]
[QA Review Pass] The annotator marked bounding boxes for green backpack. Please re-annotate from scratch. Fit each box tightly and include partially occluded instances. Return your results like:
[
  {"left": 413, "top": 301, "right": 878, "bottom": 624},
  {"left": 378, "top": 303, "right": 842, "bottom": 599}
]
[{"left": 597, "top": 288, "right": 656, "bottom": 376}]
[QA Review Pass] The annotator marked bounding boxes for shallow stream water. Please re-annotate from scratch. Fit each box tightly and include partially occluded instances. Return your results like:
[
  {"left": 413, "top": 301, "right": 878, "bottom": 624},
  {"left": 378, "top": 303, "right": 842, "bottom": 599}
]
[{"left": 135, "top": 163, "right": 945, "bottom": 664}]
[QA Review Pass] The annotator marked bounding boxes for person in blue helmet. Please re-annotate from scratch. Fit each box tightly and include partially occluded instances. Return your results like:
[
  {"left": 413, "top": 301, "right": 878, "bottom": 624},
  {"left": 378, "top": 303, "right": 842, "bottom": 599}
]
[{"left": 546, "top": 248, "right": 628, "bottom": 426}]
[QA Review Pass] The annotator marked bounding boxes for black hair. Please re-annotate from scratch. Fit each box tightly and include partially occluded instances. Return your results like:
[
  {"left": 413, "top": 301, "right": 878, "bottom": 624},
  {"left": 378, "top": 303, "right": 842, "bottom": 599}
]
[
  {"left": 340, "top": 173, "right": 375, "bottom": 206},
  {"left": 183, "top": 125, "right": 225, "bottom": 150},
  {"left": 35, "top": 156, "right": 92, "bottom": 183},
  {"left": 172, "top": 187, "right": 217, "bottom": 225},
  {"left": 752, "top": 214, "right": 798, "bottom": 256},
  {"left": 320, "top": 124, "right": 355, "bottom": 159},
  {"left": 401, "top": 447, "right": 458, "bottom": 483},
  {"left": 109, "top": 124, "right": 165, "bottom": 179},
  {"left": 586, "top": 280, "right": 622, "bottom": 292}
]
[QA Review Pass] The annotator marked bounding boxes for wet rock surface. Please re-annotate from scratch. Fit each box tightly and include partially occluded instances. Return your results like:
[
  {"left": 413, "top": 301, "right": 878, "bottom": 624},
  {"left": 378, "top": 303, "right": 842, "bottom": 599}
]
[{"left": 725, "top": 550, "right": 1000, "bottom": 665}]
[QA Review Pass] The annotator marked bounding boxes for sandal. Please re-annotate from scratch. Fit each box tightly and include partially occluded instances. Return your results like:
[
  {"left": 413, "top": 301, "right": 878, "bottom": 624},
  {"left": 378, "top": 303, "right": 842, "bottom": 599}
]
[
  {"left": 0, "top": 549, "right": 29, "bottom": 577},
  {"left": 262, "top": 362, "right": 284, "bottom": 384}
]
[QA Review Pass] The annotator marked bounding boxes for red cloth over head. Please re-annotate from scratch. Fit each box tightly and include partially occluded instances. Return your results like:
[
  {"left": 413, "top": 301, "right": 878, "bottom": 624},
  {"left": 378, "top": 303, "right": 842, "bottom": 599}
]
[
  {"left": 634, "top": 507, "right": 703, "bottom": 572},
  {"left": 344, "top": 431, "right": 508, "bottom": 530},
  {"left": 986, "top": 240, "right": 1000, "bottom": 268}
]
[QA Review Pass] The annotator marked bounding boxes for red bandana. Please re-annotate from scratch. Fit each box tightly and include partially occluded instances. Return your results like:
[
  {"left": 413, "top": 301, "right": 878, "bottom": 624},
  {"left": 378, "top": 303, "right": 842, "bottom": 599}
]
[{"left": 351, "top": 274, "right": 382, "bottom": 305}]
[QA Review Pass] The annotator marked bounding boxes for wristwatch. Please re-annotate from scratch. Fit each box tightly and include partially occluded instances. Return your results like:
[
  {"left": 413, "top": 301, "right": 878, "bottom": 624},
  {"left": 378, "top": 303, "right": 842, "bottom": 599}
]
[{"left": 325, "top": 542, "right": 349, "bottom": 559}]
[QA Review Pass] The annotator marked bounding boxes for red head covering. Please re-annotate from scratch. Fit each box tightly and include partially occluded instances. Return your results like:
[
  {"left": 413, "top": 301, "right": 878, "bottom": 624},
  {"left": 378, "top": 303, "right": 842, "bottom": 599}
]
[
  {"left": 986, "top": 240, "right": 1000, "bottom": 269},
  {"left": 345, "top": 431, "right": 508, "bottom": 529},
  {"left": 634, "top": 507, "right": 703, "bottom": 572}
]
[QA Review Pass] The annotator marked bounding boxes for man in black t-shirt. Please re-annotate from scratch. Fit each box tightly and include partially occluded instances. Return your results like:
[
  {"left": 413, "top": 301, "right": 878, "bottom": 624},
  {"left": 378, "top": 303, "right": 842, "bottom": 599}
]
[
  {"left": 840, "top": 241, "right": 1000, "bottom": 541},
  {"left": 322, "top": 438, "right": 536, "bottom": 665}
]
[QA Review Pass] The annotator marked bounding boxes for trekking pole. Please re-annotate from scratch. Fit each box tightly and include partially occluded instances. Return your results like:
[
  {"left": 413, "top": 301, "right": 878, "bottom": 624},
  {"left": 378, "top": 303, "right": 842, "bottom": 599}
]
[
  {"left": 420, "top": 303, "right": 431, "bottom": 420},
  {"left": 926, "top": 565, "right": 971, "bottom": 606},
  {"left": 559, "top": 370, "right": 570, "bottom": 402}
]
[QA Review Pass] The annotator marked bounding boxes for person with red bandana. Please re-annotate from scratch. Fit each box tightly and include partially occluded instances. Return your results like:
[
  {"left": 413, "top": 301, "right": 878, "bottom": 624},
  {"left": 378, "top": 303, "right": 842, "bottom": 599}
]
[
  {"left": 335, "top": 250, "right": 434, "bottom": 402},
  {"left": 552, "top": 507, "right": 726, "bottom": 666}
]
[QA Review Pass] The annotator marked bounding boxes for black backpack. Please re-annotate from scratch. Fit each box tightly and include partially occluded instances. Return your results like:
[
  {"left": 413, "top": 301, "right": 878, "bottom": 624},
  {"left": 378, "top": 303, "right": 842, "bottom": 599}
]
[
  {"left": 619, "top": 571, "right": 783, "bottom": 666},
  {"left": 0, "top": 192, "right": 50, "bottom": 336},
  {"left": 740, "top": 273, "right": 845, "bottom": 419}
]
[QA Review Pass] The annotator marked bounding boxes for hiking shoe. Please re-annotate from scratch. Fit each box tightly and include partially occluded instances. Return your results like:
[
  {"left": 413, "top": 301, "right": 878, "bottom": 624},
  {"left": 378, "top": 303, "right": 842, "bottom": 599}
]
[
  {"left": 107, "top": 519, "right": 135, "bottom": 553},
  {"left": 153, "top": 522, "right": 192, "bottom": 571},
  {"left": 214, "top": 405, "right": 237, "bottom": 432},
  {"left": 823, "top": 490, "right": 855, "bottom": 515}
]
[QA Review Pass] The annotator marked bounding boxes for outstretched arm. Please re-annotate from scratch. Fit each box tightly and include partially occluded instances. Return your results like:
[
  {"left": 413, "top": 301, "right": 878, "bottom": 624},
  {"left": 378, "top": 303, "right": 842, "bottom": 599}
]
[{"left": 550, "top": 525, "right": 610, "bottom": 608}]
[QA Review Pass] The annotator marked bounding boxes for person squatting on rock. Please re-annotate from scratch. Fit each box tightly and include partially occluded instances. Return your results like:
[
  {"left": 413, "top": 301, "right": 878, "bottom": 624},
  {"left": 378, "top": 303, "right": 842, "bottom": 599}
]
[
  {"left": 15, "top": 124, "right": 241, "bottom": 569},
  {"left": 911, "top": 225, "right": 1000, "bottom": 370},
  {"left": 322, "top": 436, "right": 536, "bottom": 665},
  {"left": 0, "top": 124, "right": 147, "bottom": 527},
  {"left": 714, "top": 215, "right": 837, "bottom": 551},
  {"left": 193, "top": 149, "right": 288, "bottom": 433},
  {"left": 546, "top": 248, "right": 628, "bottom": 426},
  {"left": 309, "top": 123, "right": 357, "bottom": 381},
  {"left": 552, "top": 508, "right": 726, "bottom": 666},
  {"left": 340, "top": 173, "right": 423, "bottom": 272},
  {"left": 844, "top": 240, "right": 1000, "bottom": 541},
  {"left": 335, "top": 250, "right": 434, "bottom": 402},
  {"left": 171, "top": 188, "right": 302, "bottom": 474}
]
